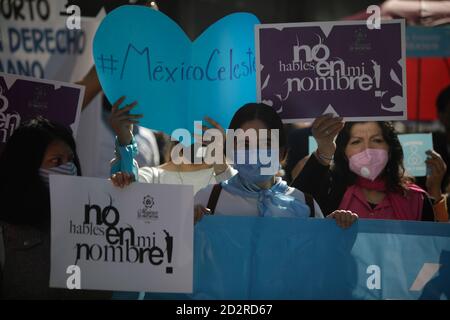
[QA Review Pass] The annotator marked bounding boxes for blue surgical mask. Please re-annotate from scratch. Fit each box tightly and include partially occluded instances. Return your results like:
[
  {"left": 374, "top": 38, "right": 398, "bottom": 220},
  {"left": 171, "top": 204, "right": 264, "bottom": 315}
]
[
  {"left": 233, "top": 149, "right": 280, "bottom": 184},
  {"left": 39, "top": 161, "right": 78, "bottom": 186}
]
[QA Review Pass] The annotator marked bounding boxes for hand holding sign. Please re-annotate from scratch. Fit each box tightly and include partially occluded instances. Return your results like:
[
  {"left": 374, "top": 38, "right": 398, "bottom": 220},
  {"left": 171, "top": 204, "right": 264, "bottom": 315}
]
[
  {"left": 50, "top": 176, "right": 194, "bottom": 293},
  {"left": 425, "top": 150, "right": 447, "bottom": 201},
  {"left": 311, "top": 114, "right": 345, "bottom": 164},
  {"left": 108, "top": 96, "right": 142, "bottom": 146},
  {"left": 111, "top": 172, "right": 134, "bottom": 189}
]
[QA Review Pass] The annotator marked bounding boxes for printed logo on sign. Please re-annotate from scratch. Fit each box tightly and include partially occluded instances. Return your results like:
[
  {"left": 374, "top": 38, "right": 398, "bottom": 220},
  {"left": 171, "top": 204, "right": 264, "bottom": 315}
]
[
  {"left": 27, "top": 86, "right": 49, "bottom": 110},
  {"left": 405, "top": 143, "right": 422, "bottom": 166},
  {"left": 138, "top": 195, "right": 159, "bottom": 223},
  {"left": 350, "top": 29, "right": 372, "bottom": 52}
]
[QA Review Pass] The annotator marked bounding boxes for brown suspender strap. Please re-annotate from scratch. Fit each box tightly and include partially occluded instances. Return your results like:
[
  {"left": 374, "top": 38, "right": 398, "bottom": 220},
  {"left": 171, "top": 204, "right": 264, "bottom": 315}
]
[
  {"left": 304, "top": 193, "right": 315, "bottom": 217},
  {"left": 207, "top": 184, "right": 223, "bottom": 215}
]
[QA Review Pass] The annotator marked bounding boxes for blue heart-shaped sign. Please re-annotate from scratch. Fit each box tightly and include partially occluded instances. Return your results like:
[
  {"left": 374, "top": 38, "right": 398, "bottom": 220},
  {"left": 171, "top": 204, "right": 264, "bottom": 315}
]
[{"left": 93, "top": 6, "right": 260, "bottom": 138}]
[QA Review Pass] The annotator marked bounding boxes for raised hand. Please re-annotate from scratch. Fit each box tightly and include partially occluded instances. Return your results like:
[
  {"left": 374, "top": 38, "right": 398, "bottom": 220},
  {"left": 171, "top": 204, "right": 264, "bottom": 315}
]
[
  {"left": 108, "top": 96, "right": 143, "bottom": 145},
  {"left": 311, "top": 114, "right": 345, "bottom": 164},
  {"left": 426, "top": 150, "right": 447, "bottom": 201}
]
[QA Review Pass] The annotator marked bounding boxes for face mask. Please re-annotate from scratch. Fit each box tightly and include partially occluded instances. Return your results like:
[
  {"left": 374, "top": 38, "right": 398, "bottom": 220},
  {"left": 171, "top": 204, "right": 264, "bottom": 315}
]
[
  {"left": 39, "top": 161, "right": 78, "bottom": 186},
  {"left": 233, "top": 149, "right": 280, "bottom": 184},
  {"left": 348, "top": 148, "right": 388, "bottom": 181}
]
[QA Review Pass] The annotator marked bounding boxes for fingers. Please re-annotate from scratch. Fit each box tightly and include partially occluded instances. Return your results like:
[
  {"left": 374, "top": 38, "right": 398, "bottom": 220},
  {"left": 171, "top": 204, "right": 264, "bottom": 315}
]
[
  {"left": 426, "top": 161, "right": 436, "bottom": 176},
  {"left": 194, "top": 133, "right": 206, "bottom": 145},
  {"left": 194, "top": 205, "right": 211, "bottom": 224},
  {"left": 204, "top": 116, "right": 225, "bottom": 133},
  {"left": 197, "top": 117, "right": 226, "bottom": 139},
  {"left": 111, "top": 173, "right": 124, "bottom": 187},
  {"left": 426, "top": 161, "right": 442, "bottom": 177},
  {"left": 111, "top": 96, "right": 126, "bottom": 114},
  {"left": 329, "top": 210, "right": 358, "bottom": 229},
  {"left": 114, "top": 101, "right": 138, "bottom": 116},
  {"left": 426, "top": 150, "right": 444, "bottom": 164},
  {"left": 110, "top": 172, "right": 134, "bottom": 188},
  {"left": 109, "top": 104, "right": 143, "bottom": 135},
  {"left": 313, "top": 117, "right": 344, "bottom": 134},
  {"left": 312, "top": 115, "right": 344, "bottom": 143},
  {"left": 426, "top": 150, "right": 440, "bottom": 158},
  {"left": 426, "top": 150, "right": 446, "bottom": 176},
  {"left": 319, "top": 121, "right": 345, "bottom": 138},
  {"left": 194, "top": 117, "right": 226, "bottom": 147},
  {"left": 311, "top": 114, "right": 334, "bottom": 130},
  {"left": 116, "top": 114, "right": 144, "bottom": 121}
]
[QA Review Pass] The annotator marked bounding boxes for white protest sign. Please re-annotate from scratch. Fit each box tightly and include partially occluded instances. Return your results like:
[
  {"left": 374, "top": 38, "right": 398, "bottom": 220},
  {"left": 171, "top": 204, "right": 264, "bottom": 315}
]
[
  {"left": 49, "top": 175, "right": 193, "bottom": 293},
  {"left": 0, "top": 0, "right": 104, "bottom": 82}
]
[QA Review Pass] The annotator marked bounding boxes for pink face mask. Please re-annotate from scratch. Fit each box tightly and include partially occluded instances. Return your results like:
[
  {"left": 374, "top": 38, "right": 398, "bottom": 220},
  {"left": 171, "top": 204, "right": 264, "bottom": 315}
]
[{"left": 348, "top": 148, "right": 388, "bottom": 181}]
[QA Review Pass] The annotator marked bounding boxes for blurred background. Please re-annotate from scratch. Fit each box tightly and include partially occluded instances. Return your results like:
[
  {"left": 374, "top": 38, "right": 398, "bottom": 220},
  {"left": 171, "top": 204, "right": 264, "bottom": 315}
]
[
  {"left": 69, "top": 0, "right": 384, "bottom": 38},
  {"left": 156, "top": 0, "right": 383, "bottom": 38}
]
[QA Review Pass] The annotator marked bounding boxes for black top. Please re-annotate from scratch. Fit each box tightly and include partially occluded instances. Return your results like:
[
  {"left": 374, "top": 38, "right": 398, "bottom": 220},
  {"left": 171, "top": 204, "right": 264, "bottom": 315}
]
[
  {"left": 0, "top": 222, "right": 112, "bottom": 299},
  {"left": 368, "top": 202, "right": 377, "bottom": 210},
  {"left": 291, "top": 155, "right": 434, "bottom": 221}
]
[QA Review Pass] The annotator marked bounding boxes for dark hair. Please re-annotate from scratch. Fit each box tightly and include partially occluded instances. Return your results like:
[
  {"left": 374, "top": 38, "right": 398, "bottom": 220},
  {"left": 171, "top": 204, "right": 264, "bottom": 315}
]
[
  {"left": 0, "top": 117, "right": 81, "bottom": 227},
  {"left": 436, "top": 85, "right": 450, "bottom": 114},
  {"left": 228, "top": 103, "right": 287, "bottom": 159},
  {"left": 333, "top": 121, "right": 411, "bottom": 193}
]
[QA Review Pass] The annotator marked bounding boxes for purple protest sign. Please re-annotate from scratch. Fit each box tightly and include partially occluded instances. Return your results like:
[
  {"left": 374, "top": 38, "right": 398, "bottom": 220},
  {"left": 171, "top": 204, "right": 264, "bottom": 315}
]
[
  {"left": 0, "top": 72, "right": 84, "bottom": 154},
  {"left": 256, "top": 20, "right": 407, "bottom": 122}
]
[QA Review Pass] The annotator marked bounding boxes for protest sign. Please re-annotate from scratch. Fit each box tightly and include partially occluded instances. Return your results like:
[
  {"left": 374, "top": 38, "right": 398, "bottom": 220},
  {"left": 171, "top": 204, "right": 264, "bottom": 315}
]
[
  {"left": 0, "top": 0, "right": 102, "bottom": 82},
  {"left": 406, "top": 26, "right": 450, "bottom": 57},
  {"left": 399, "top": 133, "right": 433, "bottom": 177},
  {"left": 256, "top": 20, "right": 407, "bottom": 122},
  {"left": 49, "top": 176, "right": 194, "bottom": 293},
  {"left": 0, "top": 72, "right": 84, "bottom": 153},
  {"left": 93, "top": 5, "right": 260, "bottom": 137},
  {"left": 142, "top": 217, "right": 450, "bottom": 300}
]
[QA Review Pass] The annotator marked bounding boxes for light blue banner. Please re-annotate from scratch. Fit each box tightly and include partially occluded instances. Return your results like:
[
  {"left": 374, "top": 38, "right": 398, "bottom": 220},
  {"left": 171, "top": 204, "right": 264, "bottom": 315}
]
[
  {"left": 406, "top": 26, "right": 450, "bottom": 57},
  {"left": 115, "top": 217, "right": 450, "bottom": 300},
  {"left": 93, "top": 6, "right": 259, "bottom": 139},
  {"left": 308, "top": 133, "right": 433, "bottom": 177}
]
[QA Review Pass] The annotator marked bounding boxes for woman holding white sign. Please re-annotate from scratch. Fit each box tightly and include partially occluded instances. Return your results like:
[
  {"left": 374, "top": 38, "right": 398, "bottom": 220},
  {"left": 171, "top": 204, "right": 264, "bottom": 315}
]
[
  {"left": 0, "top": 117, "right": 108, "bottom": 299},
  {"left": 194, "top": 103, "right": 358, "bottom": 228},
  {"left": 292, "top": 116, "right": 447, "bottom": 222}
]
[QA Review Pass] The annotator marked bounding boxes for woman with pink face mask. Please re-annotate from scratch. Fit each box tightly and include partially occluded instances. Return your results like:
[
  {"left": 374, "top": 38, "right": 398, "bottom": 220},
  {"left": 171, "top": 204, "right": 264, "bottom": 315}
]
[{"left": 292, "top": 115, "right": 446, "bottom": 222}]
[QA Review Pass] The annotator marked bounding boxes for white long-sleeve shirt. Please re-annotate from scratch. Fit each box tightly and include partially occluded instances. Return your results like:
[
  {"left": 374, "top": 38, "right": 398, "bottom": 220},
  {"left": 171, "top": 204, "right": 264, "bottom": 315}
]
[{"left": 138, "top": 166, "right": 236, "bottom": 195}]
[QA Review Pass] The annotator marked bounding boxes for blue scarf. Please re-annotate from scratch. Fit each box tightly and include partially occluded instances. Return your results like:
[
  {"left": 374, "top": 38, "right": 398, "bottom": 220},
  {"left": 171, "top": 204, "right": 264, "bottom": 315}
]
[{"left": 221, "top": 174, "right": 311, "bottom": 218}]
